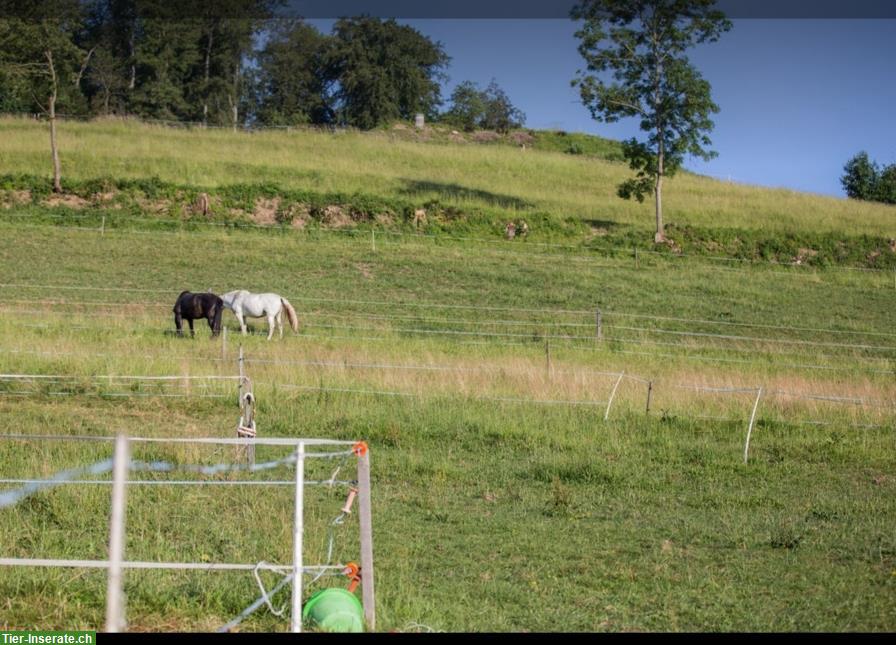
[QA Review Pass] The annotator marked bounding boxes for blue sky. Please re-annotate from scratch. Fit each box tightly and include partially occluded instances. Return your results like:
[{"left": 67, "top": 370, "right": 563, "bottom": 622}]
[{"left": 309, "top": 18, "right": 896, "bottom": 198}]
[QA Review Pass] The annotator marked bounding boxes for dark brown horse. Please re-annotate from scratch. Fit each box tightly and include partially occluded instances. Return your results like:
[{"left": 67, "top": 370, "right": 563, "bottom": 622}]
[{"left": 173, "top": 291, "right": 224, "bottom": 338}]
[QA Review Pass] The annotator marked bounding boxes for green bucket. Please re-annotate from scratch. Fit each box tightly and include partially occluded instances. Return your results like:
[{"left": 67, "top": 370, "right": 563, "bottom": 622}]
[{"left": 302, "top": 587, "right": 365, "bottom": 633}]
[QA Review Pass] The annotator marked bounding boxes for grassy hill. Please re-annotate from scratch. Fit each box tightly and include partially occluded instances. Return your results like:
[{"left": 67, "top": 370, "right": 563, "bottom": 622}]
[
  {"left": 1, "top": 116, "right": 895, "bottom": 268},
  {"left": 0, "top": 116, "right": 894, "bottom": 632}
]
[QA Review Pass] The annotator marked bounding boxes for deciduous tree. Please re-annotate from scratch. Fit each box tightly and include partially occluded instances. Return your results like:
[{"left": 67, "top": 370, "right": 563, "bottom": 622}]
[{"left": 571, "top": 0, "right": 731, "bottom": 243}]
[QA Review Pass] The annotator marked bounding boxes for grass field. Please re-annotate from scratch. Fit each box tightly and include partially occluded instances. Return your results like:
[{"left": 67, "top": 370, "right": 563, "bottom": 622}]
[{"left": 0, "top": 118, "right": 894, "bottom": 632}]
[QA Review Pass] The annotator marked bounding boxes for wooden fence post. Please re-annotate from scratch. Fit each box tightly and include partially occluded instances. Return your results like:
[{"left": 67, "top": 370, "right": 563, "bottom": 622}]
[
  {"left": 358, "top": 447, "right": 376, "bottom": 631},
  {"left": 645, "top": 380, "right": 653, "bottom": 415},
  {"left": 595, "top": 308, "right": 602, "bottom": 341}
]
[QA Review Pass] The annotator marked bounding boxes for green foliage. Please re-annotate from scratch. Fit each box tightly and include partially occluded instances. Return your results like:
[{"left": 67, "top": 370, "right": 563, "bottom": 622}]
[
  {"left": 442, "top": 79, "right": 525, "bottom": 133},
  {"left": 442, "top": 80, "right": 486, "bottom": 132},
  {"left": 842, "top": 151, "right": 896, "bottom": 205},
  {"left": 841, "top": 151, "right": 879, "bottom": 201},
  {"left": 571, "top": 0, "right": 732, "bottom": 238},
  {"left": 878, "top": 164, "right": 896, "bottom": 205},
  {"left": 327, "top": 17, "right": 449, "bottom": 130},
  {"left": 0, "top": 0, "right": 92, "bottom": 116},
  {"left": 251, "top": 20, "right": 333, "bottom": 125}
]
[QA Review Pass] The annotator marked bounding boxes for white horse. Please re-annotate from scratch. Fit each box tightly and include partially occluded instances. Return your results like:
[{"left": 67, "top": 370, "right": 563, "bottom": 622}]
[{"left": 221, "top": 290, "right": 299, "bottom": 340}]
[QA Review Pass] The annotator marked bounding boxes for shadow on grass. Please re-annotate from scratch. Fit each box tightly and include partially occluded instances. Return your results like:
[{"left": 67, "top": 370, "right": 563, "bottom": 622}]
[{"left": 399, "top": 179, "right": 534, "bottom": 210}]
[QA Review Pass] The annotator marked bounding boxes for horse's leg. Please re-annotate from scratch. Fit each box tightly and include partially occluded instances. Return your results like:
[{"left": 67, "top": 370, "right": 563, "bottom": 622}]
[
  {"left": 237, "top": 311, "right": 247, "bottom": 336},
  {"left": 207, "top": 315, "right": 217, "bottom": 337},
  {"left": 174, "top": 311, "right": 184, "bottom": 337},
  {"left": 277, "top": 310, "right": 284, "bottom": 339},
  {"left": 188, "top": 318, "right": 195, "bottom": 338},
  {"left": 266, "top": 314, "right": 276, "bottom": 341}
]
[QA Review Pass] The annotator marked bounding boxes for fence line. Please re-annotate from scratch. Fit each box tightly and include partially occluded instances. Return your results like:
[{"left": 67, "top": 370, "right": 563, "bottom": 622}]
[
  {"left": 2, "top": 207, "right": 893, "bottom": 279},
  {"left": 5, "top": 337, "right": 891, "bottom": 383},
  {"left": 5, "top": 313, "right": 890, "bottom": 363},
  {"left": 5, "top": 296, "right": 896, "bottom": 340},
  {"left": 1, "top": 283, "right": 892, "bottom": 342},
  {"left": 268, "top": 382, "right": 610, "bottom": 408},
  {"left": 2, "top": 321, "right": 892, "bottom": 376}
]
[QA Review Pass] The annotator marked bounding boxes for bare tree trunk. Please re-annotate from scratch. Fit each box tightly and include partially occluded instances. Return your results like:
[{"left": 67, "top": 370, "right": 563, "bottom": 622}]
[
  {"left": 230, "top": 61, "right": 239, "bottom": 132},
  {"left": 202, "top": 27, "right": 213, "bottom": 125},
  {"left": 128, "top": 30, "right": 136, "bottom": 91},
  {"left": 654, "top": 144, "right": 665, "bottom": 243},
  {"left": 651, "top": 22, "right": 665, "bottom": 245},
  {"left": 46, "top": 50, "right": 62, "bottom": 194}
]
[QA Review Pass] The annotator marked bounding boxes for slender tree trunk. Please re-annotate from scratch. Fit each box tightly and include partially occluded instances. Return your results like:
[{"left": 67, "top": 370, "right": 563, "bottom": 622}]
[
  {"left": 230, "top": 61, "right": 239, "bottom": 131},
  {"left": 203, "top": 27, "right": 213, "bottom": 125},
  {"left": 654, "top": 143, "right": 665, "bottom": 243},
  {"left": 651, "top": 20, "right": 665, "bottom": 244},
  {"left": 46, "top": 50, "right": 62, "bottom": 194},
  {"left": 128, "top": 30, "right": 136, "bottom": 91}
]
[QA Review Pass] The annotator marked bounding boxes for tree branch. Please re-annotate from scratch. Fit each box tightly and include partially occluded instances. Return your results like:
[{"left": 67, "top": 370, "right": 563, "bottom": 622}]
[
  {"left": 73, "top": 46, "right": 96, "bottom": 86},
  {"left": 605, "top": 96, "right": 646, "bottom": 116}
]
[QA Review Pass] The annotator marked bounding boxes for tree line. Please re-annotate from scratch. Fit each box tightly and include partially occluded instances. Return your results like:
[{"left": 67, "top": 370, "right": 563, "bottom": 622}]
[
  {"left": 0, "top": 0, "right": 525, "bottom": 132},
  {"left": 841, "top": 152, "right": 896, "bottom": 205}
]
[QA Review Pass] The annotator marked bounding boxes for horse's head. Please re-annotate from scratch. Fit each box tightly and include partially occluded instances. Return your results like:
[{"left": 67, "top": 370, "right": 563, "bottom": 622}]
[{"left": 221, "top": 291, "right": 238, "bottom": 310}]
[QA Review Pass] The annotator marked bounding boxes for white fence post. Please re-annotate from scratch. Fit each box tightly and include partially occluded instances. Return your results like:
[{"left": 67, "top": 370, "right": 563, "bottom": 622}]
[
  {"left": 357, "top": 445, "right": 376, "bottom": 632},
  {"left": 604, "top": 371, "right": 625, "bottom": 421},
  {"left": 289, "top": 441, "right": 305, "bottom": 633},
  {"left": 743, "top": 387, "right": 764, "bottom": 464},
  {"left": 105, "top": 433, "right": 130, "bottom": 633}
]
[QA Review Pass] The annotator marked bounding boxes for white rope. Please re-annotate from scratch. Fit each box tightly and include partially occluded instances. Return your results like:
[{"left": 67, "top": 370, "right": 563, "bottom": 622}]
[
  {"left": 273, "top": 382, "right": 608, "bottom": 407},
  {"left": 0, "top": 373, "right": 239, "bottom": 381},
  {"left": 253, "top": 562, "right": 289, "bottom": 617},
  {"left": 217, "top": 572, "right": 294, "bottom": 633},
  {"left": 0, "top": 478, "right": 356, "bottom": 487},
  {"left": 0, "top": 457, "right": 114, "bottom": 508}
]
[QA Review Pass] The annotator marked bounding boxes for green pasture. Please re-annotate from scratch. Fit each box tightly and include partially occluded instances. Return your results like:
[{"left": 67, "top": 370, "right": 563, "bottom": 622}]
[{"left": 0, "top": 118, "right": 894, "bottom": 632}]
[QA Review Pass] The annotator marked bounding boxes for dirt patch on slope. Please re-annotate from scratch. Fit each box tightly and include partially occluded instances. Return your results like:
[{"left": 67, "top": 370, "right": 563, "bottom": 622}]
[
  {"left": 43, "top": 193, "right": 89, "bottom": 208},
  {"left": 252, "top": 197, "right": 281, "bottom": 225}
]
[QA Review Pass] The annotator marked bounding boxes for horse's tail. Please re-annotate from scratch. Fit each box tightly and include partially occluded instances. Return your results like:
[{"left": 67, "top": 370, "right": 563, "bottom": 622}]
[
  {"left": 213, "top": 300, "right": 224, "bottom": 334},
  {"left": 281, "top": 298, "right": 299, "bottom": 332}
]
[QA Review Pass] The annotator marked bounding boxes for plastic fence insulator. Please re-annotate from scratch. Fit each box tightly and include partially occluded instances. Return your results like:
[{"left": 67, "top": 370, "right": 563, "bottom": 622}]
[
  {"left": 343, "top": 562, "right": 361, "bottom": 593},
  {"left": 352, "top": 441, "right": 368, "bottom": 457},
  {"left": 341, "top": 487, "right": 359, "bottom": 515}
]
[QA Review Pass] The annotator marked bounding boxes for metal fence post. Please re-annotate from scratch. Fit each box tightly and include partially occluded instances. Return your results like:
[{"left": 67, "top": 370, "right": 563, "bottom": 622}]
[
  {"left": 105, "top": 434, "right": 130, "bottom": 633},
  {"left": 289, "top": 441, "right": 305, "bottom": 633}
]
